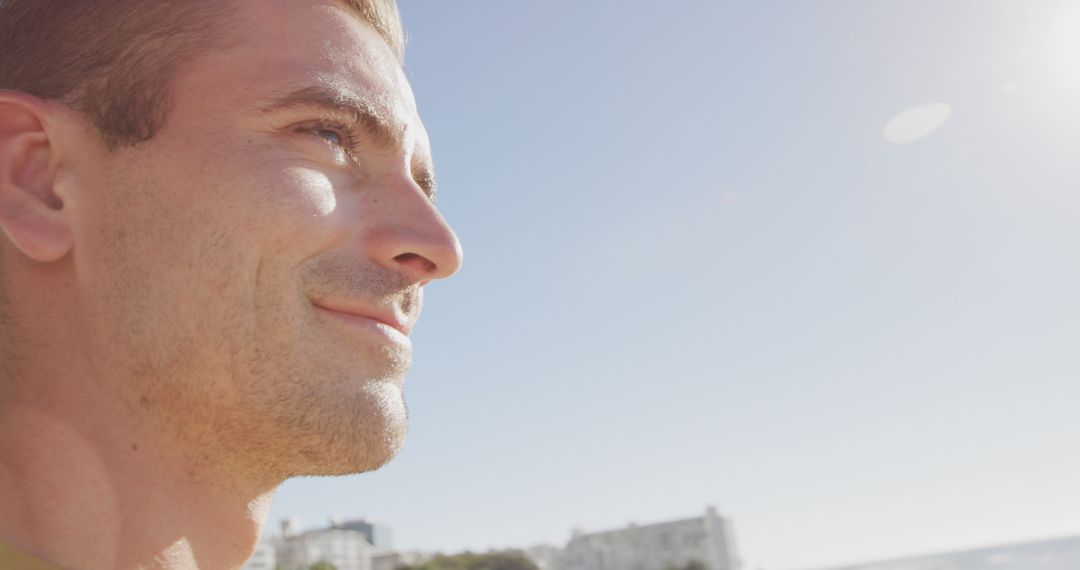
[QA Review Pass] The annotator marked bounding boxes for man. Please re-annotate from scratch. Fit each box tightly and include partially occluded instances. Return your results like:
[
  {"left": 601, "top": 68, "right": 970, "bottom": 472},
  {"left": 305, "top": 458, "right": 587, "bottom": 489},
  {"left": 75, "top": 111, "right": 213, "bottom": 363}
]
[{"left": 0, "top": 1, "right": 462, "bottom": 568}]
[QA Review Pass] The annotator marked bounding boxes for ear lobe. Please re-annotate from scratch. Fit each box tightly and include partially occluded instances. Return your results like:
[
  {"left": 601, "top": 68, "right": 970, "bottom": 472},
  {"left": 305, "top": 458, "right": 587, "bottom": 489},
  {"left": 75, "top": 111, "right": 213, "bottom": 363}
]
[{"left": 0, "top": 93, "right": 73, "bottom": 263}]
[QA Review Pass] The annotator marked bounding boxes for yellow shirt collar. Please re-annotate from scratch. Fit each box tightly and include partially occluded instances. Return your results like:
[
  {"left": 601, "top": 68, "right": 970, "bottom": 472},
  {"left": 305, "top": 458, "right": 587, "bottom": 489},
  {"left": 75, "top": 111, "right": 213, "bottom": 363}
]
[{"left": 0, "top": 540, "right": 65, "bottom": 570}]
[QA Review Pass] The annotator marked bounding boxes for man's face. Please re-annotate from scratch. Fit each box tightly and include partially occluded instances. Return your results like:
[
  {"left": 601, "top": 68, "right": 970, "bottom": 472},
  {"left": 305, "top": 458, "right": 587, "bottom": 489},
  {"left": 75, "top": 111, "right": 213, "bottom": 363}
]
[{"left": 71, "top": 0, "right": 461, "bottom": 479}]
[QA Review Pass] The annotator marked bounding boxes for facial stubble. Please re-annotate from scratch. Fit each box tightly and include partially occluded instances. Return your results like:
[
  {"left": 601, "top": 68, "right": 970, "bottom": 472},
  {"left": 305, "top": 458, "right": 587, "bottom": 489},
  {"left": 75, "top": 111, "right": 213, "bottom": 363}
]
[{"left": 87, "top": 168, "right": 418, "bottom": 482}]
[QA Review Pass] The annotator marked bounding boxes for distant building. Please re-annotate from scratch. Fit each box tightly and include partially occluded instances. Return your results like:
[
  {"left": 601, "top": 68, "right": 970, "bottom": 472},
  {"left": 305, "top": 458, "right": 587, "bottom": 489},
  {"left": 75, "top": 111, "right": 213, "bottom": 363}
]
[
  {"left": 240, "top": 543, "right": 276, "bottom": 570},
  {"left": 281, "top": 518, "right": 302, "bottom": 538},
  {"left": 811, "top": 535, "right": 1080, "bottom": 570},
  {"left": 276, "top": 526, "right": 374, "bottom": 570},
  {"left": 555, "top": 506, "right": 740, "bottom": 570},
  {"left": 337, "top": 517, "right": 395, "bottom": 551}
]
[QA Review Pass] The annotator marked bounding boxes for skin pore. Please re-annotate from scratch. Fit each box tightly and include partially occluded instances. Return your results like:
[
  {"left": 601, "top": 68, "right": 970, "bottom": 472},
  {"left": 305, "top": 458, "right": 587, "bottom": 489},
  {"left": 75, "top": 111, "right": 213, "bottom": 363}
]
[{"left": 0, "top": 1, "right": 462, "bottom": 568}]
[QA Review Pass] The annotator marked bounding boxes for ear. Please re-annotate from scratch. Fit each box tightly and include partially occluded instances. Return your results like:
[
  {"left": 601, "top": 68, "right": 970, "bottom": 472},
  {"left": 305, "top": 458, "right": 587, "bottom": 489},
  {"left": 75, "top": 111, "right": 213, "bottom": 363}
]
[{"left": 0, "top": 90, "right": 73, "bottom": 263}]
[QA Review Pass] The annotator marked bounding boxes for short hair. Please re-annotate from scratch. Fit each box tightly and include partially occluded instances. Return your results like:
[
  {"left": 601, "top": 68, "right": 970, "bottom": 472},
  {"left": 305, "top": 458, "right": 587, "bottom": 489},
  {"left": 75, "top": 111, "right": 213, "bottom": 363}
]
[{"left": 0, "top": 0, "right": 405, "bottom": 149}]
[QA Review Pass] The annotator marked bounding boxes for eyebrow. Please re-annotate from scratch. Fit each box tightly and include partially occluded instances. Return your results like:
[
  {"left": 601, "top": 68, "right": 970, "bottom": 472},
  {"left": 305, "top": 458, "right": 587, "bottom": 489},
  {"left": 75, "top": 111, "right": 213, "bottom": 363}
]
[{"left": 257, "top": 85, "right": 438, "bottom": 200}]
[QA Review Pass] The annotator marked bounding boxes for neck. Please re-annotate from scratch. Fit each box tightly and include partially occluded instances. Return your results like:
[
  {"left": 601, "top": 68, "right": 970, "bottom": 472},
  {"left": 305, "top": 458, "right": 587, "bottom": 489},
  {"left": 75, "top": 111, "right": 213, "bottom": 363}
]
[{"left": 0, "top": 347, "right": 277, "bottom": 570}]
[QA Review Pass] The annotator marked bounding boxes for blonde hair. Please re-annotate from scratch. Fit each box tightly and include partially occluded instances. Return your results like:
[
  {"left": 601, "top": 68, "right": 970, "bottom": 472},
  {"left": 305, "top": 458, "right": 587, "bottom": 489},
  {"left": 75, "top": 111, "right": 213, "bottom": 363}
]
[
  {"left": 0, "top": 0, "right": 406, "bottom": 148},
  {"left": 345, "top": 0, "right": 407, "bottom": 64}
]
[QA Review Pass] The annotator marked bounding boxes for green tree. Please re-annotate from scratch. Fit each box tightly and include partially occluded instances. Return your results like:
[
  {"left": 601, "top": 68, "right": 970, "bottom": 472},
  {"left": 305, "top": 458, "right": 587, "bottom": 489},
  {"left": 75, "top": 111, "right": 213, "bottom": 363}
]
[
  {"left": 309, "top": 562, "right": 338, "bottom": 570},
  {"left": 666, "top": 562, "right": 706, "bottom": 570},
  {"left": 403, "top": 552, "right": 538, "bottom": 570}
]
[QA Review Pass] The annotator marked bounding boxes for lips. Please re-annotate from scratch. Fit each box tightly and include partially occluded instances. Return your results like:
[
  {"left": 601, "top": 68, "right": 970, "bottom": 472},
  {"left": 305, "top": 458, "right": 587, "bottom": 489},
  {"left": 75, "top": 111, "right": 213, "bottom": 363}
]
[{"left": 311, "top": 301, "right": 411, "bottom": 336}]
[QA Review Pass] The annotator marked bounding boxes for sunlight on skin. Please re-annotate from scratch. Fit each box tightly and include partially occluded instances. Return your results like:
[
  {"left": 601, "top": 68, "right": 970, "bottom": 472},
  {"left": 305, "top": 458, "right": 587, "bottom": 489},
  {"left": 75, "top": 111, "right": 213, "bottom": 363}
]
[
  {"left": 152, "top": 541, "right": 195, "bottom": 570},
  {"left": 0, "top": 407, "right": 121, "bottom": 567},
  {"left": 279, "top": 167, "right": 338, "bottom": 217},
  {"left": 882, "top": 102, "right": 953, "bottom": 145}
]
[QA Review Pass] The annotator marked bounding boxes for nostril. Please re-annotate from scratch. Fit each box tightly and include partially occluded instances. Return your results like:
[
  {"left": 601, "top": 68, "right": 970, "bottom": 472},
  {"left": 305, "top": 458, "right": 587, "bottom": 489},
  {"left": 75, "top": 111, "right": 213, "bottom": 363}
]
[{"left": 393, "top": 252, "right": 436, "bottom": 275}]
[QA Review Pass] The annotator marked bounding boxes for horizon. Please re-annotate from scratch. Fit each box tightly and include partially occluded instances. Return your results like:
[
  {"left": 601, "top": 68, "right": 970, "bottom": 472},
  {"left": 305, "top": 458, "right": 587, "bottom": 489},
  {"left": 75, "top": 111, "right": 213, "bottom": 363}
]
[
  {"left": 266, "top": 2, "right": 1080, "bottom": 568},
  {"left": 262, "top": 512, "right": 1080, "bottom": 569}
]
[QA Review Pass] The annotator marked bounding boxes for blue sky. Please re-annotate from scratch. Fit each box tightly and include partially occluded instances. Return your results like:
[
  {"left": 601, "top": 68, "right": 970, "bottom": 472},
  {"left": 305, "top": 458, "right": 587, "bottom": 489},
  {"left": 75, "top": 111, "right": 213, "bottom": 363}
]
[{"left": 267, "top": 2, "right": 1080, "bottom": 568}]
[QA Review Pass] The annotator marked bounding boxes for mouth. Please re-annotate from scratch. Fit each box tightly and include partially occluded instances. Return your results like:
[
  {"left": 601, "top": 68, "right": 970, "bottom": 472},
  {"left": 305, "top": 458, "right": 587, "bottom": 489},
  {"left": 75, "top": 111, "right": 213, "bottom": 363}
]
[{"left": 311, "top": 301, "right": 412, "bottom": 341}]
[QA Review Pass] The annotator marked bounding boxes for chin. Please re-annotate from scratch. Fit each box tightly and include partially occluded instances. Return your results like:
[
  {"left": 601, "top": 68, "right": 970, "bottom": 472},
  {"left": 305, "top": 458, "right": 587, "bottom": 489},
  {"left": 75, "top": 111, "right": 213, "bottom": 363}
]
[
  {"left": 290, "top": 380, "right": 410, "bottom": 477},
  {"left": 308, "top": 428, "right": 407, "bottom": 477}
]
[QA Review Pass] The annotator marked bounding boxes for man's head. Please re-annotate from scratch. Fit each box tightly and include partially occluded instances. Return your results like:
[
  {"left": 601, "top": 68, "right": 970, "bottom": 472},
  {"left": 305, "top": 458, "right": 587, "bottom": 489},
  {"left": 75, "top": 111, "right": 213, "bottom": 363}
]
[
  {"left": 0, "top": 0, "right": 461, "bottom": 483},
  {"left": 0, "top": 0, "right": 406, "bottom": 147}
]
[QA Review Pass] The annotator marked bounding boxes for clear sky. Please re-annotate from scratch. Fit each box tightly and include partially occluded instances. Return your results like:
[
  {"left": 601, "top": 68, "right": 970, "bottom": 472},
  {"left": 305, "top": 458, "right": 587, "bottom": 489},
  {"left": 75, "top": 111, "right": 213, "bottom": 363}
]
[{"left": 266, "top": 2, "right": 1080, "bottom": 568}]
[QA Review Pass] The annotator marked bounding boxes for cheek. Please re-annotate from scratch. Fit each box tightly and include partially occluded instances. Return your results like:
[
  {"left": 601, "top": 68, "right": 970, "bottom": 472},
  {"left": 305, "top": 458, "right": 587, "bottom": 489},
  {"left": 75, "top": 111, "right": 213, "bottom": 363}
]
[
  {"left": 285, "top": 167, "right": 338, "bottom": 217},
  {"left": 83, "top": 157, "right": 345, "bottom": 325},
  {"left": 71, "top": 164, "right": 246, "bottom": 387},
  {"left": 252, "top": 165, "right": 345, "bottom": 254}
]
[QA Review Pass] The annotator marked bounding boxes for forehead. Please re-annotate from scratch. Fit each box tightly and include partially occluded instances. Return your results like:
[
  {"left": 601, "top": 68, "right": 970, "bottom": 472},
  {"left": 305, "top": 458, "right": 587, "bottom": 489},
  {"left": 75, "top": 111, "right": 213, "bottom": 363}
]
[{"left": 212, "top": 0, "right": 427, "bottom": 148}]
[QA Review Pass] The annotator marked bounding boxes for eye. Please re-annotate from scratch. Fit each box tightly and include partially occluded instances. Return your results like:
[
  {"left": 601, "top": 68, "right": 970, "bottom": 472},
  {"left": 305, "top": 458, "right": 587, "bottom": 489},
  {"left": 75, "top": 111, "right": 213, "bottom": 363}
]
[
  {"left": 296, "top": 120, "right": 356, "bottom": 154},
  {"left": 315, "top": 128, "right": 344, "bottom": 147}
]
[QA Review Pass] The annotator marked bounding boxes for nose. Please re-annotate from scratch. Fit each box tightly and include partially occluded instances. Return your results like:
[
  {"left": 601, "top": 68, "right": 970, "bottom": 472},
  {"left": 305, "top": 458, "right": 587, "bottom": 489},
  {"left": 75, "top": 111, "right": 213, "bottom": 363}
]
[{"left": 365, "top": 181, "right": 463, "bottom": 286}]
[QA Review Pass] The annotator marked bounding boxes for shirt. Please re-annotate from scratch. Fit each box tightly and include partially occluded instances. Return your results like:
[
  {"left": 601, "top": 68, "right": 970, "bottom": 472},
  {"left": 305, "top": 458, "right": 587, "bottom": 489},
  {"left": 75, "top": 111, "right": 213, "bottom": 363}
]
[{"left": 0, "top": 540, "right": 64, "bottom": 570}]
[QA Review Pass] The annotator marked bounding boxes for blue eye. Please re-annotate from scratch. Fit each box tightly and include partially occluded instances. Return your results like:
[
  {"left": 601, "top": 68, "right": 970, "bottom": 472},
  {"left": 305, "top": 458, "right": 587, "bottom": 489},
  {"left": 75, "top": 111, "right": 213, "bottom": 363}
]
[
  {"left": 293, "top": 120, "right": 358, "bottom": 159},
  {"left": 316, "top": 129, "right": 344, "bottom": 146}
]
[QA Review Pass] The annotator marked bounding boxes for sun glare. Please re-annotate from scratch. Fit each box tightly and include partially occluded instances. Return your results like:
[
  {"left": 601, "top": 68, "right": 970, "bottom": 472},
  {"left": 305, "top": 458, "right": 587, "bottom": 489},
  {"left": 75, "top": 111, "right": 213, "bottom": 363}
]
[
  {"left": 1045, "top": 2, "right": 1080, "bottom": 94},
  {"left": 882, "top": 102, "right": 953, "bottom": 145}
]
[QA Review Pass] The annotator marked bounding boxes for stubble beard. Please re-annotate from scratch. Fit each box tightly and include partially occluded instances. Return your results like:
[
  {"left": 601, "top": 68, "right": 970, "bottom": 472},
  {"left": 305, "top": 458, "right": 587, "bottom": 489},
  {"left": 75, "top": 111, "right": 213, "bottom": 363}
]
[
  {"left": 235, "top": 314, "right": 413, "bottom": 480},
  {"left": 103, "top": 291, "right": 414, "bottom": 485},
  {"left": 89, "top": 164, "right": 419, "bottom": 483},
  {"left": 90, "top": 249, "right": 415, "bottom": 486}
]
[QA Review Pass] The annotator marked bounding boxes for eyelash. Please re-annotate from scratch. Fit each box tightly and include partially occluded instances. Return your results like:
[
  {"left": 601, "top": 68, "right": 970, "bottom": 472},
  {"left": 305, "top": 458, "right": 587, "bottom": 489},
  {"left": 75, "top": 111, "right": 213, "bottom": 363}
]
[{"left": 299, "top": 119, "right": 360, "bottom": 159}]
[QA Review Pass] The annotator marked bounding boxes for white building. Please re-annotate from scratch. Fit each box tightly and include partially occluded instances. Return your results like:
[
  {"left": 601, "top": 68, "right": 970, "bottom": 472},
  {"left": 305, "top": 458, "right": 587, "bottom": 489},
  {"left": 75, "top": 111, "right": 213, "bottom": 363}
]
[
  {"left": 339, "top": 518, "right": 394, "bottom": 551},
  {"left": 240, "top": 543, "right": 277, "bottom": 570},
  {"left": 276, "top": 527, "right": 375, "bottom": 570},
  {"left": 555, "top": 506, "right": 739, "bottom": 570}
]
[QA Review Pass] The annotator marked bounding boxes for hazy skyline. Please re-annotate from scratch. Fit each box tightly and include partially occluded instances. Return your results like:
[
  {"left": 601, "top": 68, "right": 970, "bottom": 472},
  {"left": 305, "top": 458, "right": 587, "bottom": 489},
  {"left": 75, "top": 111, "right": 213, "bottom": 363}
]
[{"left": 267, "top": 2, "right": 1080, "bottom": 568}]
